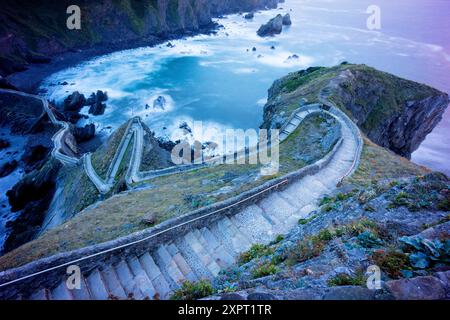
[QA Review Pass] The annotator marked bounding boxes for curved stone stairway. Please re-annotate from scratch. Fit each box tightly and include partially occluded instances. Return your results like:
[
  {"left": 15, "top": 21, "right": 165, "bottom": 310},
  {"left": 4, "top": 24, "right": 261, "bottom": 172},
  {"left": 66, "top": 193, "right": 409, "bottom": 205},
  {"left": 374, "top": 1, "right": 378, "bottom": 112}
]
[{"left": 3, "top": 101, "right": 362, "bottom": 300}]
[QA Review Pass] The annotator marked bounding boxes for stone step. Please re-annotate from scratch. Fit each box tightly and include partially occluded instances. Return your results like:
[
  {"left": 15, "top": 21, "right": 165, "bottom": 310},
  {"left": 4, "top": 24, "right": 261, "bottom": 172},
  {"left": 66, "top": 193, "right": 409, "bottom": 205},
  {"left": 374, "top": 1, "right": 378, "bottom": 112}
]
[
  {"left": 102, "top": 265, "right": 128, "bottom": 299},
  {"left": 166, "top": 243, "right": 198, "bottom": 282},
  {"left": 219, "top": 217, "right": 252, "bottom": 253},
  {"left": 86, "top": 269, "right": 110, "bottom": 300},
  {"left": 259, "top": 192, "right": 298, "bottom": 222},
  {"left": 115, "top": 260, "right": 144, "bottom": 300},
  {"left": 71, "top": 276, "right": 92, "bottom": 300},
  {"left": 185, "top": 231, "right": 221, "bottom": 277},
  {"left": 154, "top": 245, "right": 185, "bottom": 288},
  {"left": 139, "top": 252, "right": 171, "bottom": 300},
  {"left": 51, "top": 281, "right": 73, "bottom": 300},
  {"left": 209, "top": 220, "right": 239, "bottom": 257},
  {"left": 128, "top": 256, "right": 156, "bottom": 300},
  {"left": 30, "top": 289, "right": 49, "bottom": 300},
  {"left": 194, "top": 228, "right": 234, "bottom": 269},
  {"left": 201, "top": 227, "right": 237, "bottom": 260},
  {"left": 254, "top": 202, "right": 281, "bottom": 227},
  {"left": 174, "top": 235, "right": 214, "bottom": 280},
  {"left": 230, "top": 205, "right": 274, "bottom": 245}
]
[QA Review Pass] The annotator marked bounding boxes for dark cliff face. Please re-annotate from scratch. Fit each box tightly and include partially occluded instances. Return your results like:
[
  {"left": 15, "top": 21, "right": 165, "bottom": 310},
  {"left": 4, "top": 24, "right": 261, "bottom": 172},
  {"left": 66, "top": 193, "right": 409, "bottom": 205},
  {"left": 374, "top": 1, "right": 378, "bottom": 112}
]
[
  {"left": 263, "top": 64, "right": 450, "bottom": 160},
  {"left": 0, "top": 0, "right": 279, "bottom": 76},
  {"left": 328, "top": 66, "right": 450, "bottom": 159}
]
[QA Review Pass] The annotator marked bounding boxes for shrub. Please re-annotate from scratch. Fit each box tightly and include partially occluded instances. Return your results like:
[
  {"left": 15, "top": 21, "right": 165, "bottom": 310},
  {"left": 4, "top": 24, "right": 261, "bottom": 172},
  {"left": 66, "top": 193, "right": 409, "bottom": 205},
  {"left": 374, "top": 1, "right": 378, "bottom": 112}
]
[
  {"left": 371, "top": 249, "right": 409, "bottom": 278},
  {"left": 170, "top": 280, "right": 215, "bottom": 300},
  {"left": 251, "top": 262, "right": 278, "bottom": 278},
  {"left": 238, "top": 244, "right": 274, "bottom": 265},
  {"left": 328, "top": 271, "right": 365, "bottom": 287}
]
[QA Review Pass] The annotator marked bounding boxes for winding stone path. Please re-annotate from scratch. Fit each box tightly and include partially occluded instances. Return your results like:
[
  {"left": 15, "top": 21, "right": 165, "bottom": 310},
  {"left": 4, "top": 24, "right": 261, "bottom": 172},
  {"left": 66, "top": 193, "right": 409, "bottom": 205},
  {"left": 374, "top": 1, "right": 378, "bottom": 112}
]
[
  {"left": 0, "top": 98, "right": 362, "bottom": 300},
  {"left": 0, "top": 89, "right": 79, "bottom": 166}
]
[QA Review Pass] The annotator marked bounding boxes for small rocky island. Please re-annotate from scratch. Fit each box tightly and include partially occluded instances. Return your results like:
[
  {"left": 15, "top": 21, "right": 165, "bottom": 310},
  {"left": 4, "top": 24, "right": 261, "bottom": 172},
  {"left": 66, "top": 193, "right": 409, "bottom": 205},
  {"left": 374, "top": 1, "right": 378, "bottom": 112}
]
[{"left": 257, "top": 13, "right": 292, "bottom": 37}]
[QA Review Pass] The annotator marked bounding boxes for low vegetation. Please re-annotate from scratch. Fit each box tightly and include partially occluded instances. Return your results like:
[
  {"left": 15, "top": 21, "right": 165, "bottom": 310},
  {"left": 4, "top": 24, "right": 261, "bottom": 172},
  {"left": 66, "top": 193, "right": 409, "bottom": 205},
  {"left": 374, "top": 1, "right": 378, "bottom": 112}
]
[{"left": 170, "top": 280, "right": 215, "bottom": 300}]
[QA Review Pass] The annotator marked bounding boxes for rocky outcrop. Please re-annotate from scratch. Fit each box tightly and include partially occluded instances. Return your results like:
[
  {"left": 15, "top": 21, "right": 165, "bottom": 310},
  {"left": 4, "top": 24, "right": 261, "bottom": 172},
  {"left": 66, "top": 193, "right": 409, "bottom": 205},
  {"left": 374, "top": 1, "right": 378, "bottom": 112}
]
[
  {"left": 4, "top": 160, "right": 61, "bottom": 253},
  {"left": 152, "top": 96, "right": 167, "bottom": 111},
  {"left": 0, "top": 0, "right": 281, "bottom": 77},
  {"left": 73, "top": 124, "right": 96, "bottom": 143},
  {"left": 262, "top": 64, "right": 450, "bottom": 159},
  {"left": 282, "top": 13, "right": 292, "bottom": 26},
  {"left": 257, "top": 14, "right": 283, "bottom": 37},
  {"left": 328, "top": 66, "right": 450, "bottom": 158}
]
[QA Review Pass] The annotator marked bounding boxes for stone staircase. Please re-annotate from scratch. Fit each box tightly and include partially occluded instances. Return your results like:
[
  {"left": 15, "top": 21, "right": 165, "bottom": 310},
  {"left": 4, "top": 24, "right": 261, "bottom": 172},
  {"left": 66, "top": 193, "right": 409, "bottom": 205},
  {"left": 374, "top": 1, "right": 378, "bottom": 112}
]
[{"left": 21, "top": 104, "right": 358, "bottom": 300}]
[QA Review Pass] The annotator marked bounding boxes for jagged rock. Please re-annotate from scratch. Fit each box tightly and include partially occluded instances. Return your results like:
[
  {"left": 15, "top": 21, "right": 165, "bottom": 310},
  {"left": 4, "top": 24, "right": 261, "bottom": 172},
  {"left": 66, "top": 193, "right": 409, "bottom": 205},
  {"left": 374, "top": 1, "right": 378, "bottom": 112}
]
[
  {"left": 74, "top": 124, "right": 96, "bottom": 142},
  {"left": 0, "top": 160, "right": 17, "bottom": 177},
  {"left": 153, "top": 96, "right": 166, "bottom": 110},
  {"left": 282, "top": 13, "right": 292, "bottom": 26},
  {"left": 88, "top": 101, "right": 106, "bottom": 116},
  {"left": 63, "top": 91, "right": 86, "bottom": 112},
  {"left": 257, "top": 14, "right": 283, "bottom": 37},
  {"left": 244, "top": 12, "right": 254, "bottom": 19},
  {"left": 252, "top": 47, "right": 257, "bottom": 52},
  {"left": 0, "top": 138, "right": 10, "bottom": 150},
  {"left": 179, "top": 121, "right": 192, "bottom": 134}
]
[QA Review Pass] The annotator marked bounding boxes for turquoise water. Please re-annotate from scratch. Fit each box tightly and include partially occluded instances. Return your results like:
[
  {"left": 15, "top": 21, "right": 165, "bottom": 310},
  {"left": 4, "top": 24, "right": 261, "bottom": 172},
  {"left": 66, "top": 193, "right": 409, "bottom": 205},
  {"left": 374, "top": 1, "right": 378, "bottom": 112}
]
[{"left": 41, "top": 0, "right": 450, "bottom": 174}]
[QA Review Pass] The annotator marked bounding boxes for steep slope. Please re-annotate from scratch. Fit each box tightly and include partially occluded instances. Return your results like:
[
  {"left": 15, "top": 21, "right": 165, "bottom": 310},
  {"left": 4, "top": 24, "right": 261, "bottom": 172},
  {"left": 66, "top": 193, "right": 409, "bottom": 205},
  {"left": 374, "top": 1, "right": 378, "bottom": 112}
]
[{"left": 0, "top": 0, "right": 279, "bottom": 76}]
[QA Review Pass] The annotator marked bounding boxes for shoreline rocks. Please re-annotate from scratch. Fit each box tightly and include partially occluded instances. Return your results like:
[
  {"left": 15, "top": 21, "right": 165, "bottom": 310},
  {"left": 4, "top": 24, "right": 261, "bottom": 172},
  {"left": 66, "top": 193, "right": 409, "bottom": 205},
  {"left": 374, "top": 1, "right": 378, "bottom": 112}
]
[
  {"left": 282, "top": 13, "right": 292, "bottom": 26},
  {"left": 257, "top": 13, "right": 292, "bottom": 37},
  {"left": 257, "top": 14, "right": 283, "bottom": 37}
]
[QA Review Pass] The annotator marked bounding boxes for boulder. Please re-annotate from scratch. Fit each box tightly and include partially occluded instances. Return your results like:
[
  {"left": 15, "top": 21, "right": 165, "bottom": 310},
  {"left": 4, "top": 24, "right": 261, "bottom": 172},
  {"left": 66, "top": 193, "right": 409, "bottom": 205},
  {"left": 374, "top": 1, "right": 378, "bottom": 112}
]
[
  {"left": 244, "top": 12, "right": 254, "bottom": 19},
  {"left": 63, "top": 91, "right": 86, "bottom": 112},
  {"left": 153, "top": 96, "right": 166, "bottom": 111},
  {"left": 141, "top": 212, "right": 156, "bottom": 225},
  {"left": 257, "top": 14, "right": 283, "bottom": 37},
  {"left": 386, "top": 275, "right": 447, "bottom": 300},
  {"left": 282, "top": 13, "right": 292, "bottom": 26}
]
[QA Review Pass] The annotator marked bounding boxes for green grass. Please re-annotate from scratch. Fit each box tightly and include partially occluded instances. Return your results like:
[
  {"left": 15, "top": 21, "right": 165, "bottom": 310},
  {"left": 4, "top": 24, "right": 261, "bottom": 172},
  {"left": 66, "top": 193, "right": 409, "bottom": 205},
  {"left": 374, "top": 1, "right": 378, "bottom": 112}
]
[{"left": 328, "top": 270, "right": 366, "bottom": 287}]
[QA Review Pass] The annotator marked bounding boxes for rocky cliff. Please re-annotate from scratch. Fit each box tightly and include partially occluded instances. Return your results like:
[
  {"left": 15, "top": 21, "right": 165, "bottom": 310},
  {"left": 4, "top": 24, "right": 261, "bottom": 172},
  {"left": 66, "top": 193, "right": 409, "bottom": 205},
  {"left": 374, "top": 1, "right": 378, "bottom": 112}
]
[
  {"left": 262, "top": 64, "right": 449, "bottom": 159},
  {"left": 0, "top": 0, "right": 279, "bottom": 76}
]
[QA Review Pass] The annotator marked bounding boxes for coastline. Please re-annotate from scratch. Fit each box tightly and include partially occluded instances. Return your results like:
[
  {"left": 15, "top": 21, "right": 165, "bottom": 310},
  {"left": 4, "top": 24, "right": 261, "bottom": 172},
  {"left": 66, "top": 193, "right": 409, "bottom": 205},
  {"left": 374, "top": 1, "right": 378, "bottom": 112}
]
[{"left": 6, "top": 25, "right": 220, "bottom": 94}]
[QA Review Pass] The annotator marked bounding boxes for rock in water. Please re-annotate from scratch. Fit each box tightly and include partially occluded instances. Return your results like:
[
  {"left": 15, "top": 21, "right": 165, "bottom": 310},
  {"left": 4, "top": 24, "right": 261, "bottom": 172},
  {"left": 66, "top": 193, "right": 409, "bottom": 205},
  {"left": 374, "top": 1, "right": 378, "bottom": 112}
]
[
  {"left": 88, "top": 101, "right": 106, "bottom": 116},
  {"left": 244, "top": 12, "right": 254, "bottom": 19},
  {"left": 257, "top": 14, "right": 283, "bottom": 37},
  {"left": 74, "top": 124, "right": 96, "bottom": 142},
  {"left": 153, "top": 96, "right": 166, "bottom": 111},
  {"left": 282, "top": 13, "right": 292, "bottom": 26},
  {"left": 63, "top": 91, "right": 86, "bottom": 111}
]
